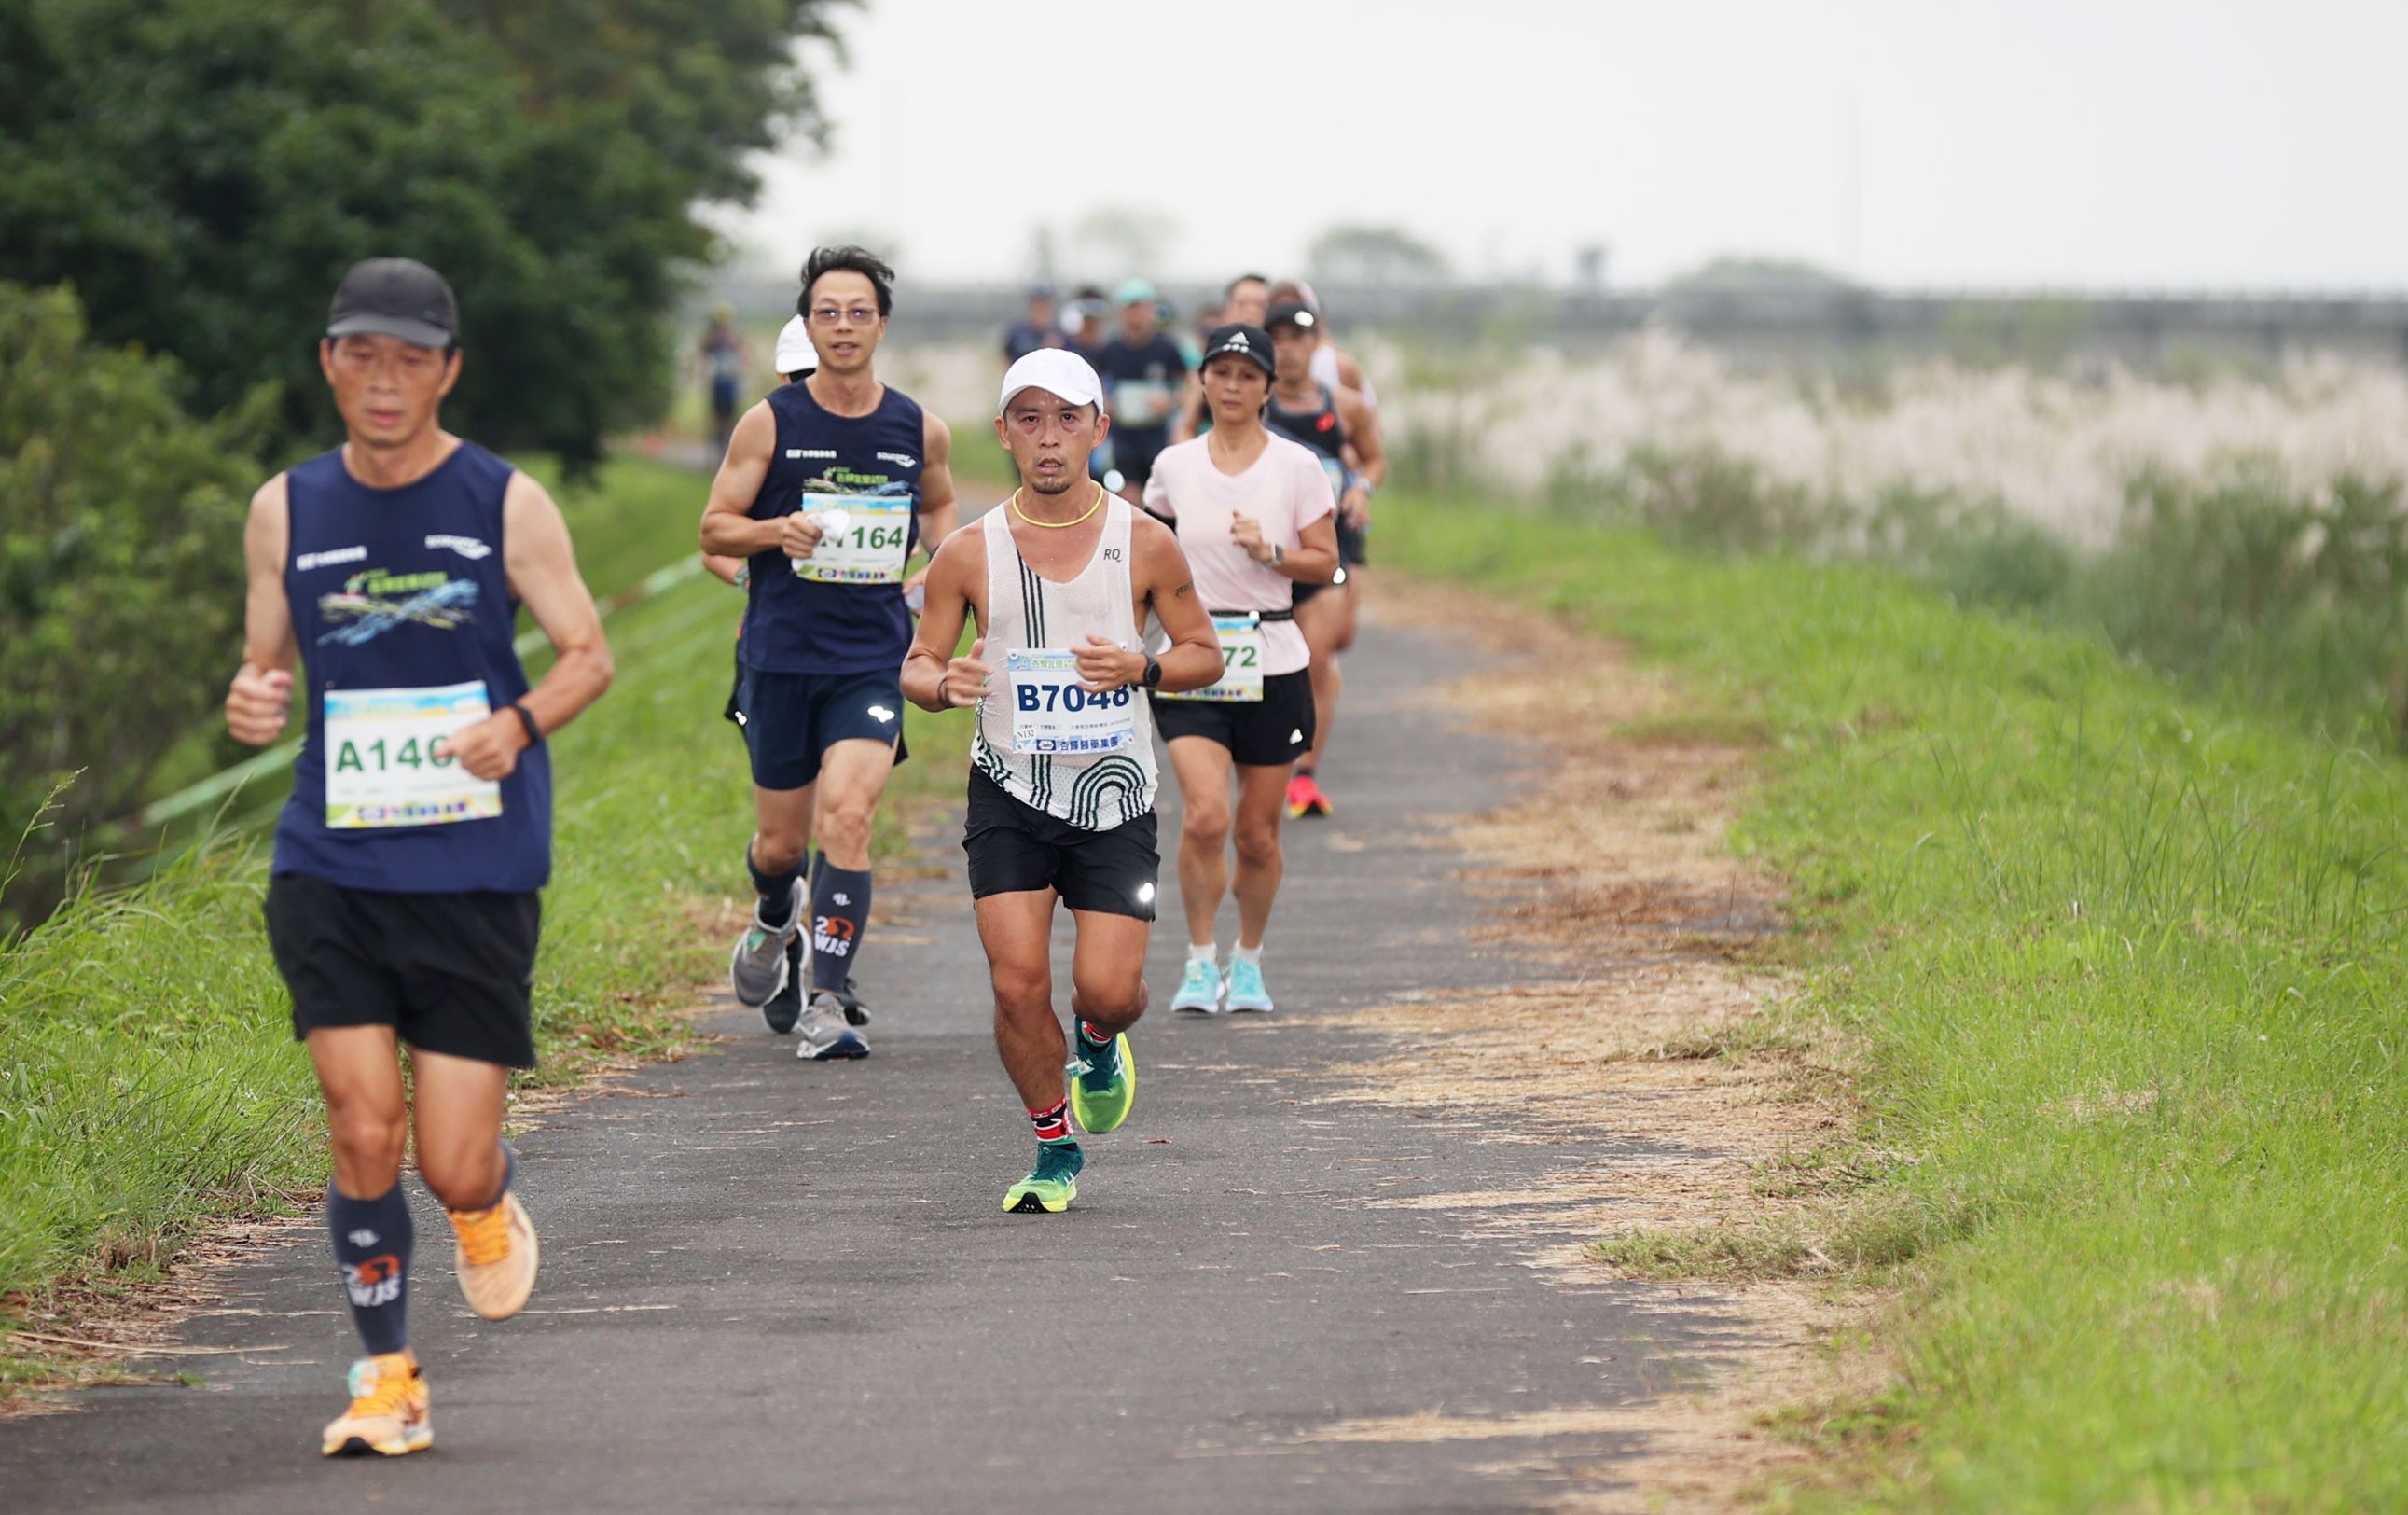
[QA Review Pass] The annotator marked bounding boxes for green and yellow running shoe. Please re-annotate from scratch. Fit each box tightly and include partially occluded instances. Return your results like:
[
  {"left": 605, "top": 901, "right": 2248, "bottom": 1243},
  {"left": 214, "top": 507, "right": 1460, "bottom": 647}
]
[
  {"left": 1003, "top": 1142, "right": 1085, "bottom": 1214},
  {"left": 1068, "top": 1029, "right": 1136, "bottom": 1135}
]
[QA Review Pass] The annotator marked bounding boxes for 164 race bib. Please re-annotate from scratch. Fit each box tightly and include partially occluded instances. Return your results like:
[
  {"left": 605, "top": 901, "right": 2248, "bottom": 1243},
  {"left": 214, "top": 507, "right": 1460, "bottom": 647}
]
[
  {"left": 1004, "top": 649, "right": 1139, "bottom": 754},
  {"left": 325, "top": 681, "right": 501, "bottom": 829},
  {"left": 794, "top": 494, "right": 912, "bottom": 584},
  {"left": 1157, "top": 613, "right": 1266, "bottom": 703}
]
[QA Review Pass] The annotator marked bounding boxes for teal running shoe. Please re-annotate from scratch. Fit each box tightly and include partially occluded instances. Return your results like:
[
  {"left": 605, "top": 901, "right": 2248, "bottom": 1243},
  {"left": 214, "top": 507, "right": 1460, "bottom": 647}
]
[
  {"left": 1069, "top": 1030, "right": 1136, "bottom": 1135},
  {"left": 1225, "top": 957, "right": 1274, "bottom": 1014},
  {"left": 1171, "top": 956, "right": 1223, "bottom": 1014},
  {"left": 1003, "top": 1142, "right": 1085, "bottom": 1214}
]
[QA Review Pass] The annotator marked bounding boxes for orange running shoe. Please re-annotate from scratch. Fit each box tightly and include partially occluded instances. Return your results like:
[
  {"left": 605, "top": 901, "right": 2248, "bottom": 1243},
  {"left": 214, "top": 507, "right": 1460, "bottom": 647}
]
[
  {"left": 1286, "top": 772, "right": 1334, "bottom": 819},
  {"left": 447, "top": 1191, "right": 539, "bottom": 1321},
  {"left": 321, "top": 1352, "right": 430, "bottom": 1457}
]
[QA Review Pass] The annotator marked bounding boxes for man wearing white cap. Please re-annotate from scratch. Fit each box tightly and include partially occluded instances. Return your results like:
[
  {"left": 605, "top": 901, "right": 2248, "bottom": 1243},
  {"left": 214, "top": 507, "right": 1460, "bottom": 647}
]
[
  {"left": 699, "top": 245, "right": 960, "bottom": 1058},
  {"left": 902, "top": 348, "right": 1221, "bottom": 1214}
]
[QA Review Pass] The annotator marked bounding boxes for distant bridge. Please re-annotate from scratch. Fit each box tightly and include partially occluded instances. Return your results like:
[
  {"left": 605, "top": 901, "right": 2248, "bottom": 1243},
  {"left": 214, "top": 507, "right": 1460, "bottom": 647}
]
[{"left": 707, "top": 274, "right": 2408, "bottom": 368}]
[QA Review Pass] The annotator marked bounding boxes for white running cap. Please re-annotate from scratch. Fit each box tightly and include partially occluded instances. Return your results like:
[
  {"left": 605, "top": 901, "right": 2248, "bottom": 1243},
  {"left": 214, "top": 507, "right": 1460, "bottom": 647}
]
[
  {"left": 999, "top": 348, "right": 1106, "bottom": 415},
  {"left": 773, "top": 314, "right": 812, "bottom": 376}
]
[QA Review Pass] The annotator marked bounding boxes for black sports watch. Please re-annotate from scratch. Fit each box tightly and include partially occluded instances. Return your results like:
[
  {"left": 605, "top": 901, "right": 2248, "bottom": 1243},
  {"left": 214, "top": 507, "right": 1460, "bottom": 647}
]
[{"left": 1141, "top": 654, "right": 1163, "bottom": 689}]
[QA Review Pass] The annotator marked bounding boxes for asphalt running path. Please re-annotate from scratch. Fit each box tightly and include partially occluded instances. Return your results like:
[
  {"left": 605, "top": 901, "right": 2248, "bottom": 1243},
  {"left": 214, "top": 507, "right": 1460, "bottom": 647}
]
[{"left": 0, "top": 588, "right": 1741, "bottom": 1512}]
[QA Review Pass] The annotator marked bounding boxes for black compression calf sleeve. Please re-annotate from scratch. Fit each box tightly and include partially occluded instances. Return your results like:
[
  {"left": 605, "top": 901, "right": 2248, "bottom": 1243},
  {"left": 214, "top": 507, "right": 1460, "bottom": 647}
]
[{"left": 808, "top": 850, "right": 872, "bottom": 994}]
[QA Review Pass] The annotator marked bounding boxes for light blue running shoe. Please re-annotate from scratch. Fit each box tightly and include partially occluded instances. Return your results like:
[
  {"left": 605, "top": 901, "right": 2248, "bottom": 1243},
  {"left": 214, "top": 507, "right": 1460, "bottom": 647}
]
[
  {"left": 1224, "top": 957, "right": 1274, "bottom": 1014},
  {"left": 1171, "top": 955, "right": 1224, "bottom": 1014}
]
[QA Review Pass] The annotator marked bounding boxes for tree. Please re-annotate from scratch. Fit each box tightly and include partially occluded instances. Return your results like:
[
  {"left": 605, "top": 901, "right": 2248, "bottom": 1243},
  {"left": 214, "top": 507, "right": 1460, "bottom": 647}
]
[
  {"left": 0, "top": 284, "right": 270, "bottom": 925},
  {"left": 0, "top": 0, "right": 845, "bottom": 469},
  {"left": 1305, "top": 224, "right": 1450, "bottom": 288}
]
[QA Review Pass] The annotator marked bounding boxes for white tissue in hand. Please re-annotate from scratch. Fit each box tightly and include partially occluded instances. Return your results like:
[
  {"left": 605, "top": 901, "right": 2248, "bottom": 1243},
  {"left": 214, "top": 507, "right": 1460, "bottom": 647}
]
[{"left": 817, "top": 507, "right": 851, "bottom": 537}]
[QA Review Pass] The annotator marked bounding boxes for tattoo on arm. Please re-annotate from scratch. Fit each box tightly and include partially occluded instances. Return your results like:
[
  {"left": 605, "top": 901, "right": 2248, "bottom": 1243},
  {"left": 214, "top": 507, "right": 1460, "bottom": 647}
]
[{"left": 1174, "top": 581, "right": 1193, "bottom": 598}]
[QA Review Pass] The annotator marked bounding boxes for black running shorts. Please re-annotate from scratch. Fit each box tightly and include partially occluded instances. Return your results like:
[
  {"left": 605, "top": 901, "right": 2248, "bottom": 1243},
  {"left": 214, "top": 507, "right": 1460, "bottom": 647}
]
[
  {"left": 1149, "top": 668, "right": 1316, "bottom": 767},
  {"left": 962, "top": 771, "right": 1158, "bottom": 920},
  {"left": 264, "top": 872, "right": 541, "bottom": 1068}
]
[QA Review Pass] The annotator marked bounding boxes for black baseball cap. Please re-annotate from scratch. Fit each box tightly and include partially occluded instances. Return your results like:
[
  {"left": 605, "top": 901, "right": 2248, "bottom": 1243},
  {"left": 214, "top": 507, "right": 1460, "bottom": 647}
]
[
  {"left": 326, "top": 257, "right": 459, "bottom": 349},
  {"left": 1199, "top": 322, "right": 1274, "bottom": 378},
  {"left": 1266, "top": 299, "right": 1318, "bottom": 331}
]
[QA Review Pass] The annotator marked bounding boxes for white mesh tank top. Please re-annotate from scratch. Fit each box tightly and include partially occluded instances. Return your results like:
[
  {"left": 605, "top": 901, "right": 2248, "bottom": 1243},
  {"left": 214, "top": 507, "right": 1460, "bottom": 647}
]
[{"left": 970, "top": 495, "right": 1158, "bottom": 830}]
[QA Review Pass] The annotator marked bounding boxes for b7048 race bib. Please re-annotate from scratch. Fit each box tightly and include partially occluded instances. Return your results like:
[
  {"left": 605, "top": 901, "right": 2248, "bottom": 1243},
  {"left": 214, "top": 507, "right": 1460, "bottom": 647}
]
[
  {"left": 324, "top": 681, "right": 501, "bottom": 829},
  {"left": 1004, "top": 649, "right": 1139, "bottom": 754},
  {"left": 794, "top": 494, "right": 912, "bottom": 584}
]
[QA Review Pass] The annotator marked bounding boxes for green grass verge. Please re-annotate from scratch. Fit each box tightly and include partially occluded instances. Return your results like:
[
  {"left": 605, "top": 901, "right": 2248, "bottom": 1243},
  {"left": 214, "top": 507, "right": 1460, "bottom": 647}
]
[
  {"left": 1378, "top": 493, "right": 2408, "bottom": 1509},
  {"left": 1, "top": 459, "right": 966, "bottom": 1383}
]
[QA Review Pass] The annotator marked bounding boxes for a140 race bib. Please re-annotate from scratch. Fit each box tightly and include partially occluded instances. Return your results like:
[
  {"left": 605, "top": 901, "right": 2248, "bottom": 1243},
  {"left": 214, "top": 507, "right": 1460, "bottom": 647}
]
[
  {"left": 794, "top": 494, "right": 912, "bottom": 584},
  {"left": 325, "top": 680, "right": 501, "bottom": 829},
  {"left": 1004, "top": 649, "right": 1139, "bottom": 754},
  {"left": 1112, "top": 378, "right": 1174, "bottom": 428},
  {"left": 1157, "top": 613, "right": 1266, "bottom": 703}
]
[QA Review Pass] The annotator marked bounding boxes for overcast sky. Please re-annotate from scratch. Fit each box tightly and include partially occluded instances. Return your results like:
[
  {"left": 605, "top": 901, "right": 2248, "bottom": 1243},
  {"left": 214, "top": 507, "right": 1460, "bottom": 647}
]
[{"left": 714, "top": 0, "right": 2405, "bottom": 293}]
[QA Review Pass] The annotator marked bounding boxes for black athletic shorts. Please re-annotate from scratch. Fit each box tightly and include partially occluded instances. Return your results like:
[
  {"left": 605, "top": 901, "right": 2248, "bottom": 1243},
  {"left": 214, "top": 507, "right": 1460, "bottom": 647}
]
[
  {"left": 962, "top": 771, "right": 1158, "bottom": 920},
  {"left": 1292, "top": 518, "right": 1367, "bottom": 606},
  {"left": 1149, "top": 668, "right": 1316, "bottom": 767},
  {"left": 263, "top": 872, "right": 541, "bottom": 1068},
  {"left": 740, "top": 665, "right": 909, "bottom": 790}
]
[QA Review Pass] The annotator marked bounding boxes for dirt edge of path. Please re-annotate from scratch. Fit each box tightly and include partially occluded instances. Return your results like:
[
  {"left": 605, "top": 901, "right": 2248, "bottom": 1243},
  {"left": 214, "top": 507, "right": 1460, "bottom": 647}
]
[{"left": 1310, "top": 574, "right": 1889, "bottom": 1511}]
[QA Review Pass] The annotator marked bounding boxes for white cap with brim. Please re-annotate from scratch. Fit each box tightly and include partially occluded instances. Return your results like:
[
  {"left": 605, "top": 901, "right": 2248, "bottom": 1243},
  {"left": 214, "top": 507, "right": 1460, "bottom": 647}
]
[
  {"left": 773, "top": 315, "right": 812, "bottom": 375},
  {"left": 999, "top": 348, "right": 1106, "bottom": 414}
]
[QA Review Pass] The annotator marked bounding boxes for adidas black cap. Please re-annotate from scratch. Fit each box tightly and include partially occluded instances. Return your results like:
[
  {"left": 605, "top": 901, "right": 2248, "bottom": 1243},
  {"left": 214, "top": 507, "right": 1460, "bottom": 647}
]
[{"left": 1199, "top": 322, "right": 1274, "bottom": 378}]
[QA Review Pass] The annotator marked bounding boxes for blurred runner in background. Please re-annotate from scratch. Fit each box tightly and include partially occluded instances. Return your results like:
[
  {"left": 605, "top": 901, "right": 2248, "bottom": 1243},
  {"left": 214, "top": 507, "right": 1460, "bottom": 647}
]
[
  {"left": 1002, "top": 280, "right": 1065, "bottom": 369},
  {"left": 698, "top": 304, "right": 750, "bottom": 452},
  {"left": 1097, "top": 278, "right": 1197, "bottom": 502},
  {"left": 1264, "top": 298, "right": 1383, "bottom": 820}
]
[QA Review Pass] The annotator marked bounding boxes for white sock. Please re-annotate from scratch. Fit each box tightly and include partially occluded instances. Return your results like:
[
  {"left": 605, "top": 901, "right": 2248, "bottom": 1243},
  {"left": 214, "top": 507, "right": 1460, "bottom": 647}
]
[
  {"left": 1187, "top": 942, "right": 1216, "bottom": 965},
  {"left": 1233, "top": 944, "right": 1263, "bottom": 966}
]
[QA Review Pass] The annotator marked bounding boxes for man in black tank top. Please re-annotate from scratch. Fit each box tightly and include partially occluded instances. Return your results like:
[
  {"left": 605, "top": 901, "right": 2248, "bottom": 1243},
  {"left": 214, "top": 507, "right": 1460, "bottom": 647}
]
[
  {"left": 1265, "top": 299, "right": 1385, "bottom": 821},
  {"left": 700, "top": 246, "right": 960, "bottom": 1061},
  {"left": 223, "top": 258, "right": 615, "bottom": 1458}
]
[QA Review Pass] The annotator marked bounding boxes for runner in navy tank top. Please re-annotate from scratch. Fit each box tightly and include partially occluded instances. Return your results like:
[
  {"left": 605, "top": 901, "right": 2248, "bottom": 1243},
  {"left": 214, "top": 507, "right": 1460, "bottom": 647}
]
[
  {"left": 223, "top": 258, "right": 613, "bottom": 1459},
  {"left": 1264, "top": 299, "right": 1385, "bottom": 823},
  {"left": 699, "top": 245, "right": 961, "bottom": 1059}
]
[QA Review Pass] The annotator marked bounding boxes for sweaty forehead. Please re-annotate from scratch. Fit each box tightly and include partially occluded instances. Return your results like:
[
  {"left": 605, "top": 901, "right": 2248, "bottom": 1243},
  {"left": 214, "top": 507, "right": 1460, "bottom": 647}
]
[{"left": 808, "top": 270, "right": 879, "bottom": 307}]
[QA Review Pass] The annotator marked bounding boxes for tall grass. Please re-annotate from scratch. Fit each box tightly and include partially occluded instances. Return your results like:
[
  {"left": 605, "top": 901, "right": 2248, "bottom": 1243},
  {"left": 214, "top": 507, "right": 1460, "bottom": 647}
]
[
  {"left": 1496, "top": 445, "right": 2408, "bottom": 752},
  {"left": 1380, "top": 493, "right": 2408, "bottom": 1509}
]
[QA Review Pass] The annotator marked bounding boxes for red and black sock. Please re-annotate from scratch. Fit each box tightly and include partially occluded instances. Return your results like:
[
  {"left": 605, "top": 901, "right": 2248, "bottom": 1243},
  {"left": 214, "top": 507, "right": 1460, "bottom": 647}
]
[{"left": 1028, "top": 1097, "right": 1073, "bottom": 1146}]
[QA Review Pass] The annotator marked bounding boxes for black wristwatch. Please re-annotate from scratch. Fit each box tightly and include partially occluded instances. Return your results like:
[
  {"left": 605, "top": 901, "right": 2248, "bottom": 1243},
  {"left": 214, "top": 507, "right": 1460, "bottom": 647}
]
[
  {"left": 1141, "top": 654, "right": 1163, "bottom": 689},
  {"left": 509, "top": 702, "right": 545, "bottom": 746}
]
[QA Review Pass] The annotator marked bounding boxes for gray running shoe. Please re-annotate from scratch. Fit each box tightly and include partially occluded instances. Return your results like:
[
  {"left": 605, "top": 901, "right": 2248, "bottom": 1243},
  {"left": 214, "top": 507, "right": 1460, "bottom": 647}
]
[
  {"left": 795, "top": 991, "right": 869, "bottom": 1061},
  {"left": 729, "top": 882, "right": 801, "bottom": 1008}
]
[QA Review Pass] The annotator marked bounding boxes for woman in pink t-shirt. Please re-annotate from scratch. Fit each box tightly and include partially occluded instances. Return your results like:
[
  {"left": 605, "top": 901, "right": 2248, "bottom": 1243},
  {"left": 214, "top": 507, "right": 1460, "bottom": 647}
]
[{"left": 1139, "top": 324, "right": 1339, "bottom": 1016}]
